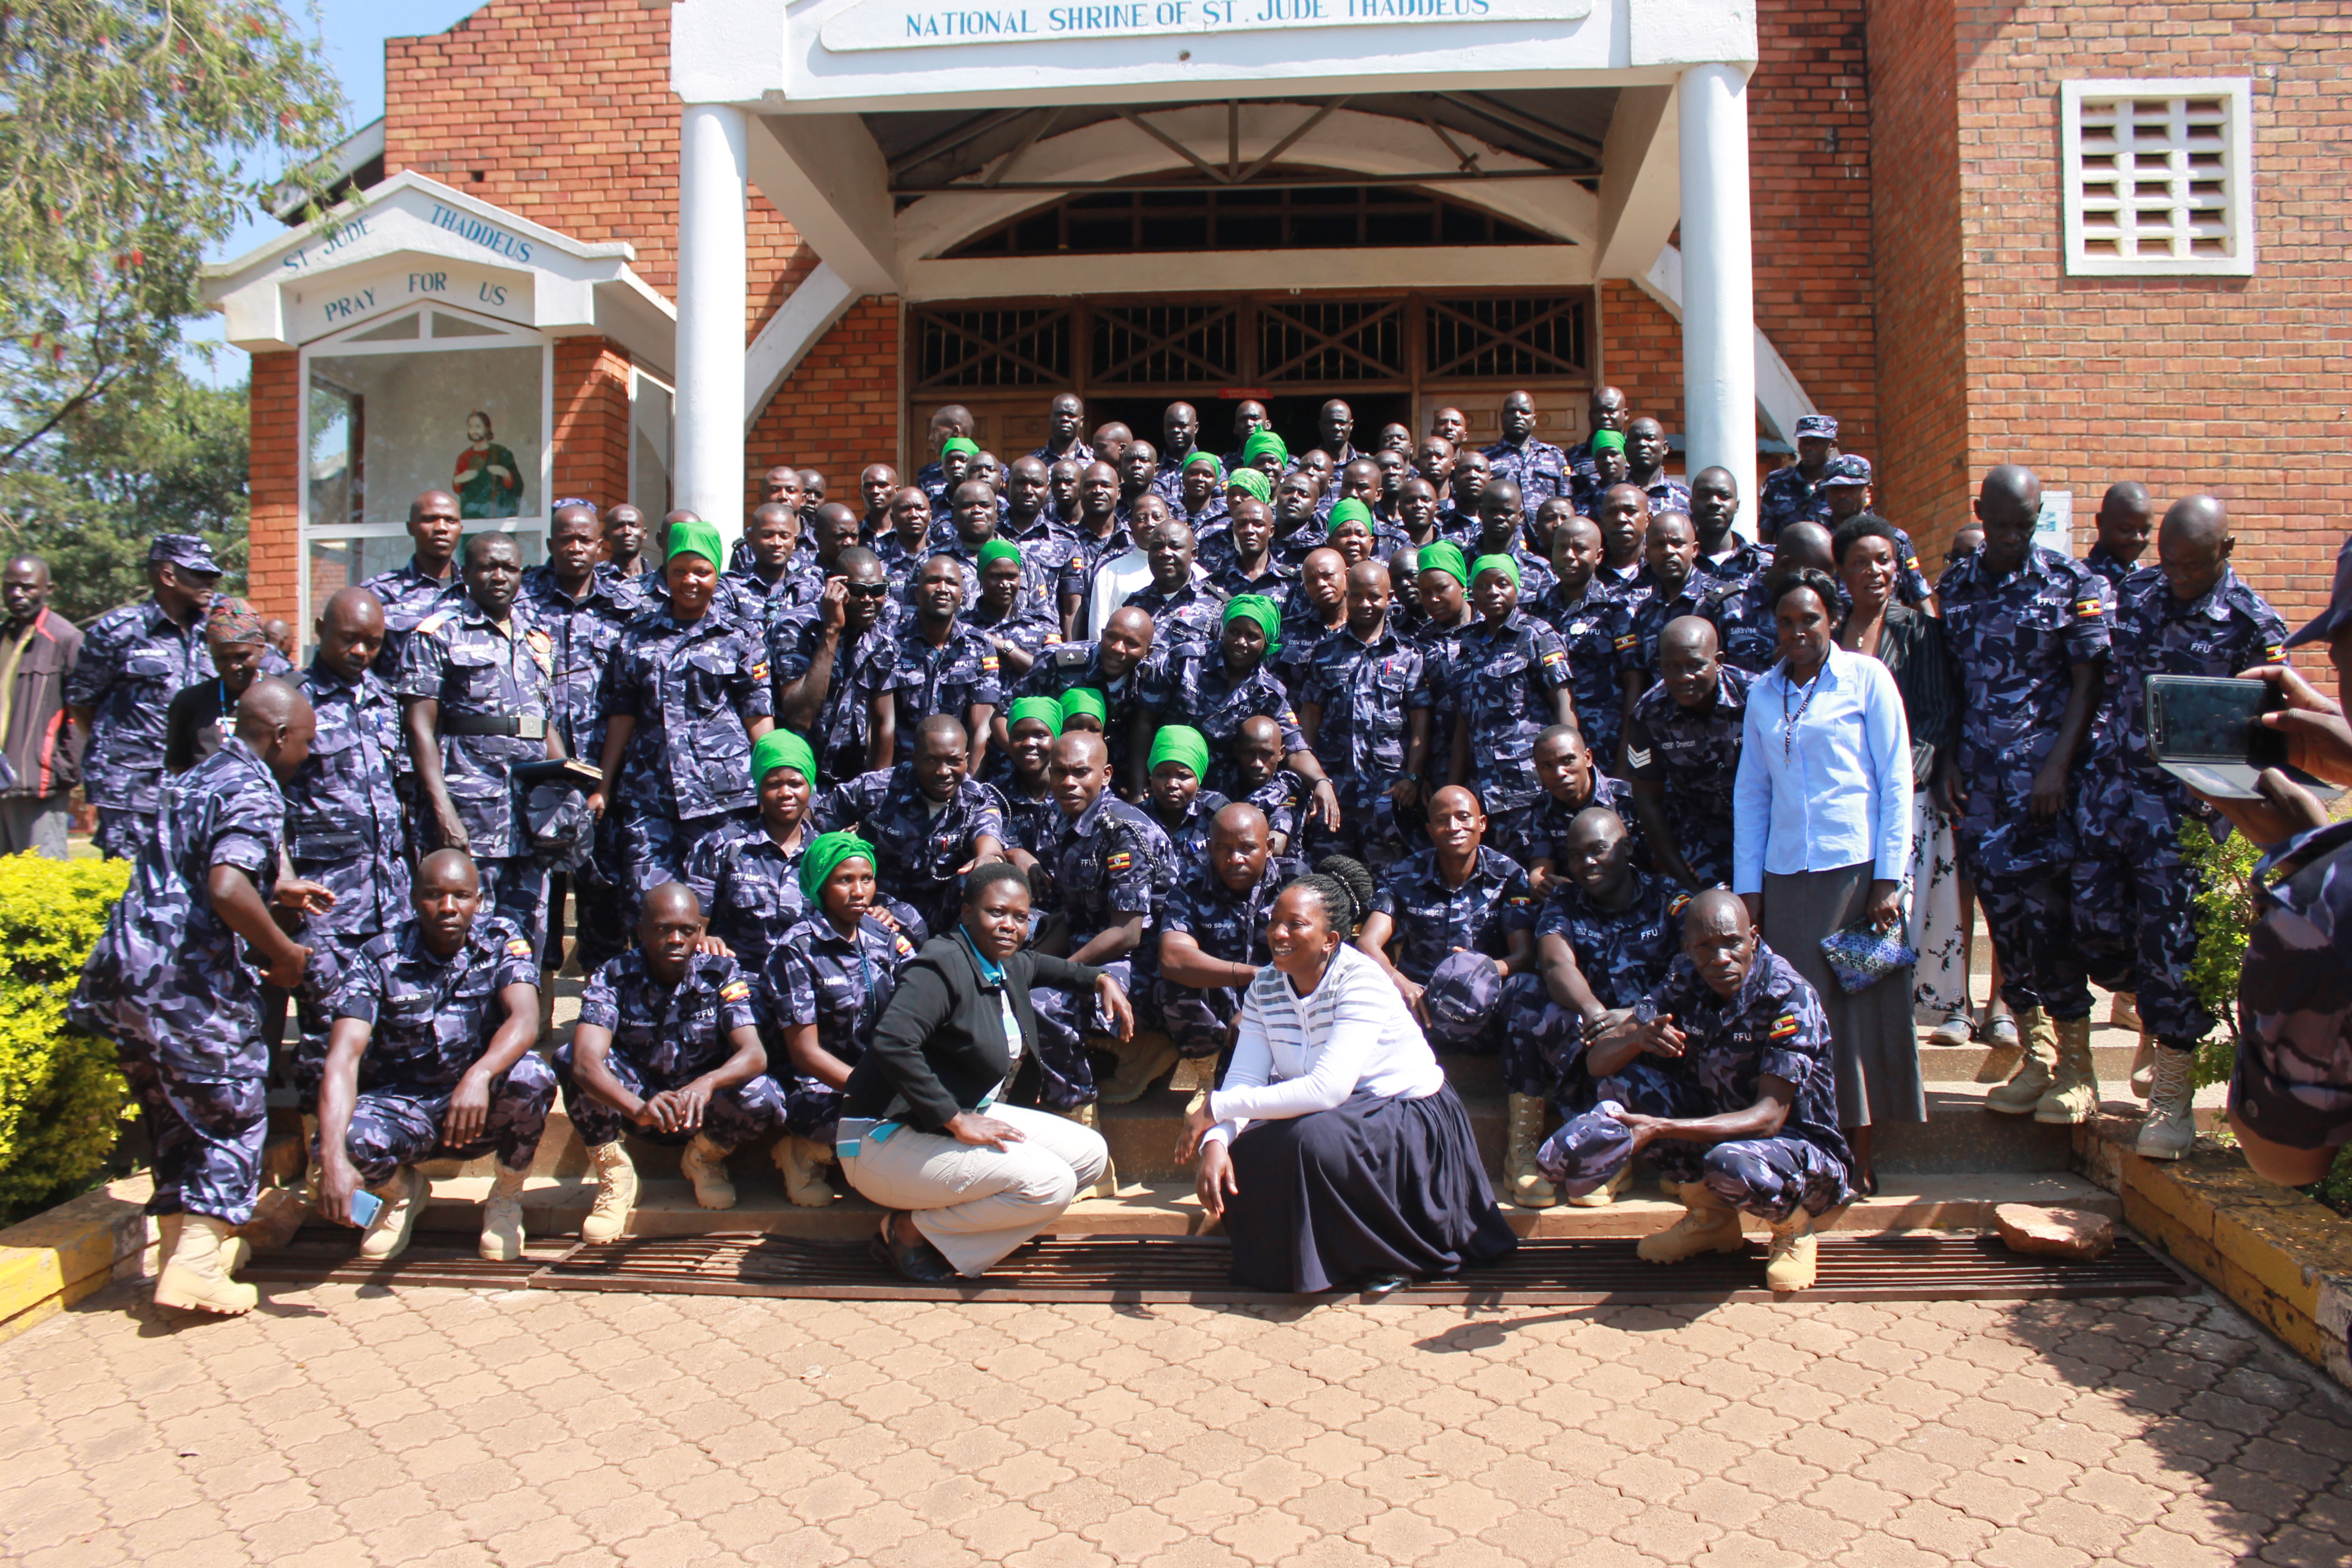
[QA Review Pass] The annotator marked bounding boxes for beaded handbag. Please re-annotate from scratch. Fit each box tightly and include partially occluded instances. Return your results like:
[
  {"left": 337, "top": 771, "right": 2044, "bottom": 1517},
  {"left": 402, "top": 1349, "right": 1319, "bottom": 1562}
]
[{"left": 1819, "top": 916, "right": 1917, "bottom": 994}]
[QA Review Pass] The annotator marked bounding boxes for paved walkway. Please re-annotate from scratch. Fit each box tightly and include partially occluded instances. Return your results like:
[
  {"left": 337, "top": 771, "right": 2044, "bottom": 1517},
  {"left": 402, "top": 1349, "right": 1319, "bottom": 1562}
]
[{"left": 3, "top": 1276, "right": 2349, "bottom": 1567}]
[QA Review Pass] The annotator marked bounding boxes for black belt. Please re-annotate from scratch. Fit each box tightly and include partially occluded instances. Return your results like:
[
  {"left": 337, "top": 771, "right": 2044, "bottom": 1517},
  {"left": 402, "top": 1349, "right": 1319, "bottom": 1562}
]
[{"left": 441, "top": 714, "right": 547, "bottom": 739}]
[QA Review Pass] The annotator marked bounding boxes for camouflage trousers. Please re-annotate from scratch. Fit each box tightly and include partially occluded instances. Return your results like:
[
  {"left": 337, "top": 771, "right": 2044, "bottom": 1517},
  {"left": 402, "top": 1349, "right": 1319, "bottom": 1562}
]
[
  {"left": 1499, "top": 972, "right": 1586, "bottom": 1102},
  {"left": 615, "top": 806, "right": 742, "bottom": 925},
  {"left": 1960, "top": 851, "right": 2094, "bottom": 1022},
  {"left": 551, "top": 1041, "right": 783, "bottom": 1150},
  {"left": 478, "top": 856, "right": 550, "bottom": 956},
  {"left": 330, "top": 1054, "right": 559, "bottom": 1184},
  {"left": 119, "top": 1053, "right": 268, "bottom": 1226},
  {"left": 1317, "top": 779, "right": 1414, "bottom": 876},
  {"left": 1602, "top": 1059, "right": 1853, "bottom": 1221},
  {"left": 1482, "top": 803, "right": 1545, "bottom": 872},
  {"left": 1027, "top": 956, "right": 1124, "bottom": 1109},
  {"left": 1153, "top": 977, "right": 1244, "bottom": 1062},
  {"left": 2070, "top": 816, "right": 2209, "bottom": 1048},
  {"left": 92, "top": 807, "right": 157, "bottom": 863}
]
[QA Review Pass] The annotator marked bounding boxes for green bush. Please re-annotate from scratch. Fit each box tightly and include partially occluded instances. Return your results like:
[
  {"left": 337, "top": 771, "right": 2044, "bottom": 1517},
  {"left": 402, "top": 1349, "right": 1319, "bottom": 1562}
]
[
  {"left": 2179, "top": 819, "right": 2265, "bottom": 1090},
  {"left": 0, "top": 854, "right": 133, "bottom": 1221}
]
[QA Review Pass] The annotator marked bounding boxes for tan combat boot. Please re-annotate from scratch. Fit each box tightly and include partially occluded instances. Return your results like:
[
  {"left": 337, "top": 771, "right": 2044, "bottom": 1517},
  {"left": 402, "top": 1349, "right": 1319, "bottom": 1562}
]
[
  {"left": 1984, "top": 1006, "right": 2057, "bottom": 1115},
  {"left": 157, "top": 1213, "right": 252, "bottom": 1280},
  {"left": 479, "top": 1166, "right": 529, "bottom": 1261},
  {"left": 358, "top": 1166, "right": 426, "bottom": 1261},
  {"left": 772, "top": 1136, "right": 836, "bottom": 1207},
  {"left": 678, "top": 1133, "right": 739, "bottom": 1211},
  {"left": 2035, "top": 1015, "right": 2101, "bottom": 1124},
  {"left": 582, "top": 1141, "right": 637, "bottom": 1243},
  {"left": 2109, "top": 991, "right": 2142, "bottom": 1032},
  {"left": 2133, "top": 1046, "right": 2197, "bottom": 1161},
  {"left": 1764, "top": 1209, "right": 1819, "bottom": 1293},
  {"left": 2130, "top": 1034, "right": 2157, "bottom": 1098},
  {"left": 1505, "top": 1092, "right": 1556, "bottom": 1209},
  {"left": 1636, "top": 1182, "right": 1746, "bottom": 1264},
  {"left": 1062, "top": 1102, "right": 1118, "bottom": 1197},
  {"left": 154, "top": 1215, "right": 258, "bottom": 1315},
  {"left": 1567, "top": 1163, "right": 1631, "bottom": 1208}
]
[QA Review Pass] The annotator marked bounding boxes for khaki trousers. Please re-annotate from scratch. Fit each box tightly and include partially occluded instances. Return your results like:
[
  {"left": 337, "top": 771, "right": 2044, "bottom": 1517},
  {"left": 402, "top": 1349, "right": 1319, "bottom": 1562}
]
[{"left": 842, "top": 1103, "right": 1108, "bottom": 1277}]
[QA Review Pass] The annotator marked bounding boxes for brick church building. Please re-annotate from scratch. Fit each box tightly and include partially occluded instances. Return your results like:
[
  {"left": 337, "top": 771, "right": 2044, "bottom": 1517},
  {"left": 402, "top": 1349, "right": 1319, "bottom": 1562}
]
[{"left": 205, "top": 0, "right": 2344, "bottom": 634}]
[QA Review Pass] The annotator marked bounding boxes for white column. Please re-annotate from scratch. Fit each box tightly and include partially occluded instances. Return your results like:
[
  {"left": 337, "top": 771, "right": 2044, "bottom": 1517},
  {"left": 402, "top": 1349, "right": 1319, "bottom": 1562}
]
[
  {"left": 676, "top": 103, "right": 750, "bottom": 542},
  {"left": 1677, "top": 64, "right": 1758, "bottom": 538}
]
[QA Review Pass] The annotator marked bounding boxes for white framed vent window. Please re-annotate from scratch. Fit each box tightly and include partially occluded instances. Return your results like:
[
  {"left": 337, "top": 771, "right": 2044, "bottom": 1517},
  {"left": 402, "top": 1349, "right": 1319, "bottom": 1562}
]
[{"left": 2061, "top": 79, "right": 2255, "bottom": 276}]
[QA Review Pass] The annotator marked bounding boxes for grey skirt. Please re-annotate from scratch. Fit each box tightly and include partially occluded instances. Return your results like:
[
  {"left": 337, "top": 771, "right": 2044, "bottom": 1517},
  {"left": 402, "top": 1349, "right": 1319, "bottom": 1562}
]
[{"left": 1761, "top": 862, "right": 1926, "bottom": 1128}]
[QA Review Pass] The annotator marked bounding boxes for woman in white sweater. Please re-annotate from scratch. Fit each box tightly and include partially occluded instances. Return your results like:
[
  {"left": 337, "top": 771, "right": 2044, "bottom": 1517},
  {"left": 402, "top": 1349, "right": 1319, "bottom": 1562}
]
[{"left": 1180, "top": 857, "right": 1519, "bottom": 1294}]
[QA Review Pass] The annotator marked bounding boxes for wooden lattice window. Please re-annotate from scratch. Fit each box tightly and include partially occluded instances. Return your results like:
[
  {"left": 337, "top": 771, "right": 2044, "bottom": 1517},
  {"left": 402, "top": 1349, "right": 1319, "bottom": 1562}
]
[
  {"left": 913, "top": 305, "right": 1074, "bottom": 390},
  {"left": 1091, "top": 302, "right": 1242, "bottom": 386},
  {"left": 1260, "top": 298, "right": 1408, "bottom": 384},
  {"left": 1425, "top": 295, "right": 1589, "bottom": 380}
]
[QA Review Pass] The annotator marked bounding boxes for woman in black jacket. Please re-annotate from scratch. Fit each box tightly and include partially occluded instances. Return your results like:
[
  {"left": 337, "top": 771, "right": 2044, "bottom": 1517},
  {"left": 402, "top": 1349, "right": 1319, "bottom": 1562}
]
[{"left": 841, "top": 862, "right": 1135, "bottom": 1282}]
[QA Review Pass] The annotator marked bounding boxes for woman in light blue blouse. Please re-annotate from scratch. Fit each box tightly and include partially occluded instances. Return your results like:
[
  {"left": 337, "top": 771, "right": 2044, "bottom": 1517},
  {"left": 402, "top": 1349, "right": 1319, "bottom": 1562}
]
[{"left": 1732, "top": 568, "right": 1919, "bottom": 1194}]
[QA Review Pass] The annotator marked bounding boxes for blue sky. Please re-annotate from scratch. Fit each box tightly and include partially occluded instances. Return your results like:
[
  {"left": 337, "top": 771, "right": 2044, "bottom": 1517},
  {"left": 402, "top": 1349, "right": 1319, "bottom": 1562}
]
[{"left": 190, "top": 1, "right": 484, "bottom": 382}]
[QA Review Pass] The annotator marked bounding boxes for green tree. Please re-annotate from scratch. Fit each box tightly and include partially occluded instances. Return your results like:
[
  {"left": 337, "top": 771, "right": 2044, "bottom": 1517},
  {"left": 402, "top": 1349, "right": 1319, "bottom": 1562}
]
[
  {"left": 0, "top": 0, "right": 342, "bottom": 471},
  {"left": 0, "top": 371, "right": 251, "bottom": 622}
]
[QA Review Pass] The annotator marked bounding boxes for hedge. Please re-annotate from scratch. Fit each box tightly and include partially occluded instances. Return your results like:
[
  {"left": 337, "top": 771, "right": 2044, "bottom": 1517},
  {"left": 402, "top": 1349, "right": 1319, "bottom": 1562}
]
[{"left": 0, "top": 854, "right": 133, "bottom": 1221}]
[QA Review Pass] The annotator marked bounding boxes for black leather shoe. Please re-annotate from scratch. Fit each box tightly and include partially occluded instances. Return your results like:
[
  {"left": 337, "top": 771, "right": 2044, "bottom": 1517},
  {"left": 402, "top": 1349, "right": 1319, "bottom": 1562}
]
[{"left": 869, "top": 1225, "right": 957, "bottom": 1284}]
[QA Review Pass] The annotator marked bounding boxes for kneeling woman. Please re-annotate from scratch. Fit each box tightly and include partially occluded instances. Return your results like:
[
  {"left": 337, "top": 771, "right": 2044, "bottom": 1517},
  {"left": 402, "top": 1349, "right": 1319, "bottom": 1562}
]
[
  {"left": 843, "top": 863, "right": 1136, "bottom": 1282},
  {"left": 1182, "top": 858, "right": 1518, "bottom": 1294}
]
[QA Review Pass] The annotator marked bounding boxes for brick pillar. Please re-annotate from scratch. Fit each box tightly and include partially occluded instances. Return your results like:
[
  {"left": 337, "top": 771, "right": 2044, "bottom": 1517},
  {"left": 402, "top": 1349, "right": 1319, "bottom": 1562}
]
[
  {"left": 246, "top": 351, "right": 302, "bottom": 627},
  {"left": 552, "top": 336, "right": 635, "bottom": 511}
]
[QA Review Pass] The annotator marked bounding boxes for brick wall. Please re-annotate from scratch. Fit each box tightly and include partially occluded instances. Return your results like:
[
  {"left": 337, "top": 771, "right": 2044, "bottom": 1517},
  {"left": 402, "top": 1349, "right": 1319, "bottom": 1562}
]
[
  {"left": 1598, "top": 281, "right": 1687, "bottom": 439},
  {"left": 551, "top": 337, "right": 634, "bottom": 508},
  {"left": 743, "top": 298, "right": 903, "bottom": 513},
  {"left": 382, "top": 0, "right": 808, "bottom": 335},
  {"left": 1866, "top": 0, "right": 1969, "bottom": 557},
  {"left": 1950, "top": 6, "right": 2352, "bottom": 622},
  {"left": 246, "top": 352, "right": 301, "bottom": 625}
]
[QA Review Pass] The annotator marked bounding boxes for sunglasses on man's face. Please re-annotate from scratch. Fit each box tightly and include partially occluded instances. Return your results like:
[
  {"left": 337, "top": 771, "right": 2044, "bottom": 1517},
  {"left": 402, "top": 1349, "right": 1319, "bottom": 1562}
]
[{"left": 844, "top": 583, "right": 890, "bottom": 600}]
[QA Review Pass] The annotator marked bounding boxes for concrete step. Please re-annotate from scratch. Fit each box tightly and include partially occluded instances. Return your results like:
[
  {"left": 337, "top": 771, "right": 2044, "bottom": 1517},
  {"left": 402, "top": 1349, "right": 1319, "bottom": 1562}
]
[{"left": 407, "top": 1169, "right": 2122, "bottom": 1243}]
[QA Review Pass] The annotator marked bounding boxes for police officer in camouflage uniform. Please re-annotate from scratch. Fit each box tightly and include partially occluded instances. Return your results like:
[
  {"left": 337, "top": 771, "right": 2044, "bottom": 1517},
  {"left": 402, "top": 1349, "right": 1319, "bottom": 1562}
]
[
  {"left": 70, "top": 679, "right": 328, "bottom": 1316},
  {"left": 1758, "top": 414, "right": 1839, "bottom": 542},
  {"left": 816, "top": 715, "right": 1008, "bottom": 940},
  {"left": 313, "top": 849, "right": 554, "bottom": 1265},
  {"left": 1502, "top": 807, "right": 1687, "bottom": 1207},
  {"left": 1688, "top": 467, "right": 1773, "bottom": 589},
  {"left": 766, "top": 830, "right": 921, "bottom": 1206},
  {"left": 1625, "top": 617, "right": 1749, "bottom": 890},
  {"left": 558, "top": 882, "right": 784, "bottom": 1240},
  {"left": 2083, "top": 481, "right": 2154, "bottom": 592},
  {"left": 1358, "top": 785, "right": 1538, "bottom": 1028},
  {"left": 1562, "top": 385, "right": 1632, "bottom": 514},
  {"left": 285, "top": 588, "right": 410, "bottom": 1123},
  {"left": 401, "top": 531, "right": 566, "bottom": 949},
  {"left": 1523, "top": 723, "right": 1639, "bottom": 896},
  {"left": 1155, "top": 802, "right": 1282, "bottom": 1066},
  {"left": 1937, "top": 465, "right": 2111, "bottom": 1125},
  {"left": 2075, "top": 497, "right": 2286, "bottom": 1158},
  {"left": 1122, "top": 521, "right": 1228, "bottom": 660},
  {"left": 1483, "top": 390, "right": 1571, "bottom": 509},
  {"left": 67, "top": 532, "right": 221, "bottom": 859},
  {"left": 1298, "top": 560, "right": 1429, "bottom": 874},
  {"left": 360, "top": 491, "right": 465, "bottom": 680},
  {"left": 1566, "top": 891, "right": 1853, "bottom": 1292},
  {"left": 1444, "top": 554, "right": 1577, "bottom": 868},
  {"left": 589, "top": 521, "right": 774, "bottom": 915},
  {"left": 1527, "top": 517, "right": 1627, "bottom": 765},
  {"left": 772, "top": 547, "right": 895, "bottom": 785},
  {"left": 1613, "top": 510, "right": 1713, "bottom": 711},
  {"left": 873, "top": 553, "right": 1004, "bottom": 766}
]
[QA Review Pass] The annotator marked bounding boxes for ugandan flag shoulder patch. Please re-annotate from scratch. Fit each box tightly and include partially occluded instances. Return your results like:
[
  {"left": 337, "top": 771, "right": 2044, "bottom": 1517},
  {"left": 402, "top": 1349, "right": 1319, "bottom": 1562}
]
[
  {"left": 1667, "top": 891, "right": 1691, "bottom": 917},
  {"left": 981, "top": 655, "right": 999, "bottom": 673},
  {"left": 2075, "top": 597, "right": 2104, "bottom": 618},
  {"left": 505, "top": 938, "right": 535, "bottom": 959},
  {"left": 1542, "top": 649, "right": 1566, "bottom": 666},
  {"left": 1105, "top": 851, "right": 1134, "bottom": 873},
  {"left": 1614, "top": 633, "right": 1639, "bottom": 652},
  {"left": 750, "top": 661, "right": 770, "bottom": 683},
  {"left": 719, "top": 979, "right": 752, "bottom": 1003},
  {"left": 1768, "top": 1011, "right": 1799, "bottom": 1041},
  {"left": 895, "top": 935, "right": 916, "bottom": 957}
]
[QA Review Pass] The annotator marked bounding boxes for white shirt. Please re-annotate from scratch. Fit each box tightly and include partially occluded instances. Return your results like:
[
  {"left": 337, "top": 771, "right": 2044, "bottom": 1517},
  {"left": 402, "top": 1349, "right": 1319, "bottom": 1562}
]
[
  {"left": 1732, "top": 643, "right": 1914, "bottom": 893},
  {"left": 1204, "top": 944, "right": 1447, "bottom": 1146}
]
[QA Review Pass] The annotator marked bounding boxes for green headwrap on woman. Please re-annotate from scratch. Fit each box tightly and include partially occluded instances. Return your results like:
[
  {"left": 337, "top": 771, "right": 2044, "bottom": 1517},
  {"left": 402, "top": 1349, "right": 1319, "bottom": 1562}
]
[
  {"left": 1591, "top": 428, "right": 1625, "bottom": 455},
  {"left": 977, "top": 537, "right": 1022, "bottom": 569},
  {"left": 798, "top": 831, "right": 876, "bottom": 903},
  {"left": 940, "top": 435, "right": 981, "bottom": 459},
  {"left": 1326, "top": 498, "right": 1374, "bottom": 535},
  {"left": 1417, "top": 540, "right": 1469, "bottom": 587},
  {"left": 1470, "top": 553, "right": 1521, "bottom": 590},
  {"left": 750, "top": 728, "right": 816, "bottom": 788},
  {"left": 1226, "top": 469, "right": 1272, "bottom": 505},
  {"left": 666, "top": 518, "right": 726, "bottom": 567},
  {"left": 1006, "top": 695, "right": 1063, "bottom": 737},
  {"left": 1058, "top": 687, "right": 1108, "bottom": 728},
  {"left": 1147, "top": 724, "right": 1212, "bottom": 780},
  {"left": 1242, "top": 429, "right": 1289, "bottom": 469},
  {"left": 1184, "top": 451, "right": 1224, "bottom": 479},
  {"left": 1222, "top": 594, "right": 1283, "bottom": 655}
]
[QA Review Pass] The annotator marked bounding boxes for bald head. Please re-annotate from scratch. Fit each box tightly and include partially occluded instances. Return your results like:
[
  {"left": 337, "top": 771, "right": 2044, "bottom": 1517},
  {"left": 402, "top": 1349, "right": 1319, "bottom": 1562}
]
[
  {"left": 1565, "top": 805, "right": 1626, "bottom": 856},
  {"left": 323, "top": 585, "right": 385, "bottom": 637},
  {"left": 1685, "top": 888, "right": 1751, "bottom": 940},
  {"left": 1051, "top": 729, "right": 1110, "bottom": 776},
  {"left": 1661, "top": 616, "right": 1719, "bottom": 662},
  {"left": 641, "top": 881, "right": 703, "bottom": 928},
  {"left": 2162, "top": 493, "right": 2229, "bottom": 551},
  {"left": 2158, "top": 494, "right": 2235, "bottom": 603},
  {"left": 1212, "top": 802, "right": 1268, "bottom": 842},
  {"left": 235, "top": 675, "right": 308, "bottom": 740},
  {"left": 1772, "top": 521, "right": 1835, "bottom": 578},
  {"left": 417, "top": 847, "right": 482, "bottom": 896}
]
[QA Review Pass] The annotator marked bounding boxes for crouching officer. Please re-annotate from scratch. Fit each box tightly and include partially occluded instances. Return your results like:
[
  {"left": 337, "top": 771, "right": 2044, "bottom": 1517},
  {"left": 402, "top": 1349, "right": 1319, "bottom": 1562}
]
[
  {"left": 1553, "top": 890, "right": 1853, "bottom": 1293},
  {"left": 557, "top": 883, "right": 782, "bottom": 1243},
  {"left": 1155, "top": 803, "right": 1281, "bottom": 1066},
  {"left": 70, "top": 678, "right": 330, "bottom": 1316},
  {"left": 314, "top": 850, "right": 556, "bottom": 1265}
]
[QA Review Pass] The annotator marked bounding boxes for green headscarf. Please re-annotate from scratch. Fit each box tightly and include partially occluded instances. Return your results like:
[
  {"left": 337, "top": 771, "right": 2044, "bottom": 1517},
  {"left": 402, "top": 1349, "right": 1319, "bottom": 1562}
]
[
  {"left": 1470, "top": 552, "right": 1521, "bottom": 590},
  {"left": 1184, "top": 451, "right": 1224, "bottom": 479},
  {"left": 1418, "top": 541, "right": 1469, "bottom": 587},
  {"left": 798, "top": 831, "right": 875, "bottom": 903},
  {"left": 977, "top": 537, "right": 1022, "bottom": 569},
  {"left": 1242, "top": 429, "right": 1289, "bottom": 469},
  {"left": 1006, "top": 695, "right": 1063, "bottom": 737},
  {"left": 750, "top": 728, "right": 816, "bottom": 788},
  {"left": 666, "top": 519, "right": 726, "bottom": 568},
  {"left": 1148, "top": 724, "right": 1211, "bottom": 780},
  {"left": 1058, "top": 687, "right": 1108, "bottom": 728},
  {"left": 940, "top": 436, "right": 981, "bottom": 460},
  {"left": 1591, "top": 428, "right": 1626, "bottom": 455},
  {"left": 1226, "top": 469, "right": 1272, "bottom": 505},
  {"left": 1222, "top": 594, "right": 1282, "bottom": 654},
  {"left": 1326, "top": 498, "right": 1374, "bottom": 535}
]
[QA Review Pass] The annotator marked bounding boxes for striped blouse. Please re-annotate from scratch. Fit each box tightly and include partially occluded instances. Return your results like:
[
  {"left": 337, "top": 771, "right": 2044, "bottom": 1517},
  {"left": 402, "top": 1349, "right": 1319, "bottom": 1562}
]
[{"left": 1204, "top": 944, "right": 1447, "bottom": 1146}]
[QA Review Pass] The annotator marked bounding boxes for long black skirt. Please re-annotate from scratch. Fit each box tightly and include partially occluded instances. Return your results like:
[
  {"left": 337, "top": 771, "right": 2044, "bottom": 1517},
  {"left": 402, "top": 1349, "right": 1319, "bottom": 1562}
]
[{"left": 1221, "top": 1085, "right": 1519, "bottom": 1294}]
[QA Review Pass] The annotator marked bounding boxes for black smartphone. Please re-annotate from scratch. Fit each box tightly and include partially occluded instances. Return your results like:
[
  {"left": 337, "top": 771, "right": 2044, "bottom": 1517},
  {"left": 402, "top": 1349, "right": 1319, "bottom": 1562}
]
[{"left": 2146, "top": 674, "right": 2343, "bottom": 800}]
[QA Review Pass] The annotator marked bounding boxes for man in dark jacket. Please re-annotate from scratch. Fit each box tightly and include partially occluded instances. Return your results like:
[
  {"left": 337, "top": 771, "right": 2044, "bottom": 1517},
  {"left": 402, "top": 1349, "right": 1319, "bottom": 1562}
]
[{"left": 0, "top": 555, "right": 80, "bottom": 857}]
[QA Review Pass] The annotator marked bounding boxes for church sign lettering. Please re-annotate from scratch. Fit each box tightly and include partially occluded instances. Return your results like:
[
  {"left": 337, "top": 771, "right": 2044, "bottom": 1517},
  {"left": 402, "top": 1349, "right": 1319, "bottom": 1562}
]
[{"left": 821, "top": 0, "right": 1588, "bottom": 51}]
